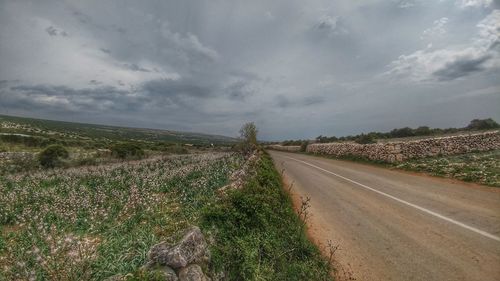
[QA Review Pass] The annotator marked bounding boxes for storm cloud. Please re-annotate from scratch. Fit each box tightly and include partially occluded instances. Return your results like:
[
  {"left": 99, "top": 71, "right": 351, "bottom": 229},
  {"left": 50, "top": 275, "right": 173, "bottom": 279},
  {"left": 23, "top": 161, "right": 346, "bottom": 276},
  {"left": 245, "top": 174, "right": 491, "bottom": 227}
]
[{"left": 0, "top": 0, "right": 499, "bottom": 140}]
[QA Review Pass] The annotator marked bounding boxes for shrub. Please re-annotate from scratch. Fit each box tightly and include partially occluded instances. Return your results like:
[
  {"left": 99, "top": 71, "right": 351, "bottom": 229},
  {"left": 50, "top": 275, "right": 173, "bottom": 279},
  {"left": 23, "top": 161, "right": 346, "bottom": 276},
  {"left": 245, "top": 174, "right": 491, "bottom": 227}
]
[
  {"left": 110, "top": 143, "right": 145, "bottom": 159},
  {"left": 300, "top": 141, "right": 308, "bottom": 152},
  {"left": 355, "top": 134, "right": 376, "bottom": 144},
  {"left": 76, "top": 157, "right": 98, "bottom": 166},
  {"left": 466, "top": 118, "right": 500, "bottom": 130},
  {"left": 163, "top": 145, "right": 189, "bottom": 154},
  {"left": 38, "top": 145, "right": 69, "bottom": 168}
]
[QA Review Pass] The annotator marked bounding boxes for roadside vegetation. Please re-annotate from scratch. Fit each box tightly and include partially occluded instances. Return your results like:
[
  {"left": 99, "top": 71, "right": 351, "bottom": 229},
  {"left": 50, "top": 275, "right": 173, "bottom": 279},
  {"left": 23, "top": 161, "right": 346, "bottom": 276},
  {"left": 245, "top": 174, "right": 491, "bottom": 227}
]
[
  {"left": 395, "top": 149, "right": 500, "bottom": 187},
  {"left": 202, "top": 152, "right": 332, "bottom": 280}
]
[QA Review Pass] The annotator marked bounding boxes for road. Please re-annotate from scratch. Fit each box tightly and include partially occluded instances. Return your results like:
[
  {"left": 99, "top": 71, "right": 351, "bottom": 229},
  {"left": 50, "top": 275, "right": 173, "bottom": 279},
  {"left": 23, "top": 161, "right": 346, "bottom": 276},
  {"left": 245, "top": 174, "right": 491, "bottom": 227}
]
[{"left": 269, "top": 150, "right": 500, "bottom": 281}]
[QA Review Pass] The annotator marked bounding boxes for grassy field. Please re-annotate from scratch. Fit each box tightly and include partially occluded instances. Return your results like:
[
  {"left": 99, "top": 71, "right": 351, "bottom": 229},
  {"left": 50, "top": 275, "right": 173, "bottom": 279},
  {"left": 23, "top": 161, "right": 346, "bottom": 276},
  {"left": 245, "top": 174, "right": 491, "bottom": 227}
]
[
  {"left": 0, "top": 115, "right": 333, "bottom": 280},
  {"left": 0, "top": 152, "right": 242, "bottom": 280},
  {"left": 395, "top": 149, "right": 500, "bottom": 187}
]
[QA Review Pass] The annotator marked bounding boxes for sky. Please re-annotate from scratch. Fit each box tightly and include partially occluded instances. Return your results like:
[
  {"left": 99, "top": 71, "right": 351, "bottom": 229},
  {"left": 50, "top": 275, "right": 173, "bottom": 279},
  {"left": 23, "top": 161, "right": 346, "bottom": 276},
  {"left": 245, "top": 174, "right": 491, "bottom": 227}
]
[{"left": 0, "top": 0, "right": 499, "bottom": 140}]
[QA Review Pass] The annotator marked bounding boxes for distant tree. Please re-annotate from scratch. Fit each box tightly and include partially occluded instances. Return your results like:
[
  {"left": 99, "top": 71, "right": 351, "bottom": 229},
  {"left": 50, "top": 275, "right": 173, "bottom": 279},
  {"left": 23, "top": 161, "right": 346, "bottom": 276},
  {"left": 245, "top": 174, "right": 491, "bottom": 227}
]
[
  {"left": 300, "top": 141, "right": 309, "bottom": 152},
  {"left": 39, "top": 145, "right": 69, "bottom": 168},
  {"left": 466, "top": 118, "right": 500, "bottom": 130},
  {"left": 355, "top": 134, "right": 376, "bottom": 144},
  {"left": 239, "top": 122, "right": 258, "bottom": 154},
  {"left": 414, "top": 126, "right": 431, "bottom": 136},
  {"left": 110, "top": 143, "right": 145, "bottom": 159},
  {"left": 389, "top": 127, "right": 414, "bottom": 138}
]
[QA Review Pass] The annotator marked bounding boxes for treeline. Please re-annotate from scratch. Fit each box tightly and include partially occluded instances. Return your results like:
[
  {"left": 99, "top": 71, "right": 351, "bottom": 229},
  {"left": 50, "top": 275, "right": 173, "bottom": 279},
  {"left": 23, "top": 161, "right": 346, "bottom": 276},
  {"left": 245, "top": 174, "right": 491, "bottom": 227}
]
[{"left": 281, "top": 118, "right": 499, "bottom": 145}]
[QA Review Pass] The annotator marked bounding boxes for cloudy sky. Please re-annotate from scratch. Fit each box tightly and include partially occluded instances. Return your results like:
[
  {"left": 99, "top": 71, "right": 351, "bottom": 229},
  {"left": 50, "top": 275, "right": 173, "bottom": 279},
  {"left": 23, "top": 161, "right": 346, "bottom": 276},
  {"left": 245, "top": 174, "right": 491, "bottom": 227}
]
[{"left": 0, "top": 0, "right": 499, "bottom": 140}]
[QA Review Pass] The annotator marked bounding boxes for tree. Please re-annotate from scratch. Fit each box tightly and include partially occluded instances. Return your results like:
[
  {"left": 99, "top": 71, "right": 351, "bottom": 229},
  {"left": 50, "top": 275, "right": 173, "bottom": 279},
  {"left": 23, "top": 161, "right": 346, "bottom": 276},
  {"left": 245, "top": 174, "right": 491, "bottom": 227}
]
[
  {"left": 466, "top": 118, "right": 500, "bottom": 130},
  {"left": 355, "top": 134, "right": 376, "bottom": 144},
  {"left": 239, "top": 122, "right": 258, "bottom": 154},
  {"left": 110, "top": 143, "right": 145, "bottom": 159},
  {"left": 38, "top": 145, "right": 69, "bottom": 168}
]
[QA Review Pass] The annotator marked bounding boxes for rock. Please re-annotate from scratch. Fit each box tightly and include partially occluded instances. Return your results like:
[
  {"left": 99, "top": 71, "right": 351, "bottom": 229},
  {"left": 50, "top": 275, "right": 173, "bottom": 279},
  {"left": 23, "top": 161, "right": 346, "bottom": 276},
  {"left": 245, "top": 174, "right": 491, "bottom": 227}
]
[
  {"left": 149, "top": 265, "right": 178, "bottom": 281},
  {"left": 148, "top": 226, "right": 208, "bottom": 269},
  {"left": 306, "top": 131, "right": 500, "bottom": 163},
  {"left": 178, "top": 264, "right": 210, "bottom": 281}
]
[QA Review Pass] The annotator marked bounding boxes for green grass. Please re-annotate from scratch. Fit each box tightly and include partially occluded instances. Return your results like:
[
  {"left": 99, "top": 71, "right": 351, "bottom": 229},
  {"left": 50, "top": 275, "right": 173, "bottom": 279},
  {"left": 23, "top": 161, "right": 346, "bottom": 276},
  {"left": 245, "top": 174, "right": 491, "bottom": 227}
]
[
  {"left": 0, "top": 153, "right": 241, "bottom": 280},
  {"left": 300, "top": 149, "right": 500, "bottom": 187},
  {"left": 201, "top": 151, "right": 333, "bottom": 281},
  {"left": 1, "top": 149, "right": 333, "bottom": 280},
  {"left": 395, "top": 150, "right": 500, "bottom": 187}
]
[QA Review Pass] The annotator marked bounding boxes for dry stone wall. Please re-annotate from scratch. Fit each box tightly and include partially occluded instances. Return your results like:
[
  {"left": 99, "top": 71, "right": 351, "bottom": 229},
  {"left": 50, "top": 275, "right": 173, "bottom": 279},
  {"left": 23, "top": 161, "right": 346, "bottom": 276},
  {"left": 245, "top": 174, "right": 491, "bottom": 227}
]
[
  {"left": 268, "top": 145, "right": 301, "bottom": 152},
  {"left": 306, "top": 131, "right": 500, "bottom": 163}
]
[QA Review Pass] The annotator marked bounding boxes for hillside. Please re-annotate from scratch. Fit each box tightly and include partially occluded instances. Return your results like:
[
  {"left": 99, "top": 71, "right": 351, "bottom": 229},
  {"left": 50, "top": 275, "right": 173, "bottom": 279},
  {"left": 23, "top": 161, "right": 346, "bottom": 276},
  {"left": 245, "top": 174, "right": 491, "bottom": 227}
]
[{"left": 0, "top": 114, "right": 236, "bottom": 145}]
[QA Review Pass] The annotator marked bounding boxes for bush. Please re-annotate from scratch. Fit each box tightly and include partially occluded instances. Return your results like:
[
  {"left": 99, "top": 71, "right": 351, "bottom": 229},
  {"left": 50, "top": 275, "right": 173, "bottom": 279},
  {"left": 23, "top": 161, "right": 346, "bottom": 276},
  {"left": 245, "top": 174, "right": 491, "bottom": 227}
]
[
  {"left": 466, "top": 118, "right": 500, "bottom": 130},
  {"left": 163, "top": 145, "right": 189, "bottom": 154},
  {"left": 110, "top": 143, "right": 145, "bottom": 159},
  {"left": 300, "top": 141, "right": 308, "bottom": 152},
  {"left": 38, "top": 145, "right": 69, "bottom": 168},
  {"left": 355, "top": 134, "right": 376, "bottom": 144}
]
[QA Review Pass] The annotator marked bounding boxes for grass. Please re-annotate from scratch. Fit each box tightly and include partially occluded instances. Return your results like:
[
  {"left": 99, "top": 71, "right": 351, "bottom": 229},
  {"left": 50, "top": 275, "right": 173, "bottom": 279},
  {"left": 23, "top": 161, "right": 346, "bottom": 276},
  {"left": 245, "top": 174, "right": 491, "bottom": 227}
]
[
  {"left": 300, "top": 149, "right": 500, "bottom": 187},
  {"left": 395, "top": 149, "right": 500, "bottom": 187},
  {"left": 201, "top": 151, "right": 332, "bottom": 281},
  {"left": 0, "top": 150, "right": 333, "bottom": 280},
  {"left": 0, "top": 152, "right": 242, "bottom": 280}
]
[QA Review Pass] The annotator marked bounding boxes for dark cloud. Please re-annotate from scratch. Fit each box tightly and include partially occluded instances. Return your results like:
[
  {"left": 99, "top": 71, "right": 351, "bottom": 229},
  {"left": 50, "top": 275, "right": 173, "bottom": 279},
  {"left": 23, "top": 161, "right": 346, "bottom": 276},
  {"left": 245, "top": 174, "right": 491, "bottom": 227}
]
[
  {"left": 123, "top": 63, "right": 151, "bottom": 72},
  {"left": 3, "top": 84, "right": 139, "bottom": 112},
  {"left": 45, "top": 26, "right": 68, "bottom": 37},
  {"left": 45, "top": 26, "right": 57, "bottom": 36},
  {"left": 100, "top": 48, "right": 111, "bottom": 54},
  {"left": 433, "top": 54, "right": 492, "bottom": 80},
  {"left": 225, "top": 80, "right": 255, "bottom": 100}
]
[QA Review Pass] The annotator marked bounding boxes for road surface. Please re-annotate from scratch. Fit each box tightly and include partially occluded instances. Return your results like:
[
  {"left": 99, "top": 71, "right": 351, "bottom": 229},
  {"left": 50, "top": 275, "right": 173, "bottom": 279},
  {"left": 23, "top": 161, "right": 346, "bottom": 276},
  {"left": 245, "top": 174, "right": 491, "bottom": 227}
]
[{"left": 269, "top": 150, "right": 500, "bottom": 281}]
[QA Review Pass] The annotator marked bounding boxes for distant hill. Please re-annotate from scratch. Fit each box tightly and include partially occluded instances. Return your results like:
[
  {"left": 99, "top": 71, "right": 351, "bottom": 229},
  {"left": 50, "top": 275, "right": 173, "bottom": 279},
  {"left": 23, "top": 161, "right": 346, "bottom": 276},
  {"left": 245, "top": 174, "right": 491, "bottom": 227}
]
[{"left": 0, "top": 114, "right": 237, "bottom": 145}]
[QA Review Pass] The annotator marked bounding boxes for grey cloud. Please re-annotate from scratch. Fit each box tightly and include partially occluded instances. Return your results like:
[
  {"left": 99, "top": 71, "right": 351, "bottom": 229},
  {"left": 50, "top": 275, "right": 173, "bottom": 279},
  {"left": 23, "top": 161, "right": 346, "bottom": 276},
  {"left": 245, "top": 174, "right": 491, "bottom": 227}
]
[
  {"left": 225, "top": 80, "right": 255, "bottom": 100},
  {"left": 1, "top": 0, "right": 499, "bottom": 139},
  {"left": 45, "top": 26, "right": 68, "bottom": 37},
  {"left": 123, "top": 63, "right": 151, "bottom": 72},
  {"left": 314, "top": 15, "right": 348, "bottom": 36},
  {"left": 433, "top": 54, "right": 492, "bottom": 80},
  {"left": 4, "top": 84, "right": 139, "bottom": 112},
  {"left": 275, "top": 94, "right": 326, "bottom": 108},
  {"left": 100, "top": 48, "right": 111, "bottom": 54}
]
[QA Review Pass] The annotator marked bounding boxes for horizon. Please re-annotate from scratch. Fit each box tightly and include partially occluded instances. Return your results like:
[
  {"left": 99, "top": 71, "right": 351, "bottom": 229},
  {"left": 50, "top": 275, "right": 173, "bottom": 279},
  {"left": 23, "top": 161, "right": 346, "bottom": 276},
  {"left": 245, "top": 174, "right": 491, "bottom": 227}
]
[
  {"left": 2, "top": 112, "right": 496, "bottom": 142},
  {"left": 1, "top": 1, "right": 499, "bottom": 139}
]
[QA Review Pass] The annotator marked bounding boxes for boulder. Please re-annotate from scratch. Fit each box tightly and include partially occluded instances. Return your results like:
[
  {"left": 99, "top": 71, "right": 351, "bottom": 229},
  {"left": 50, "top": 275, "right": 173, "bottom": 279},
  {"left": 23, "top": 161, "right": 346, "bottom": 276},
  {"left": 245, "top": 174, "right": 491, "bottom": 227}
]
[
  {"left": 178, "top": 264, "right": 210, "bottom": 281},
  {"left": 149, "top": 265, "right": 178, "bottom": 281},
  {"left": 148, "top": 226, "right": 208, "bottom": 269}
]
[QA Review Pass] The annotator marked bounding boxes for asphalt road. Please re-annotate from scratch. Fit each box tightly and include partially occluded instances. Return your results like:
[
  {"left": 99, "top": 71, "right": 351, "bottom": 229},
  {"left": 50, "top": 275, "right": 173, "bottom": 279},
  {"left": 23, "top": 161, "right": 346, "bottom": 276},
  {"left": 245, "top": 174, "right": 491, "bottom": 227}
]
[{"left": 269, "top": 150, "right": 500, "bottom": 281}]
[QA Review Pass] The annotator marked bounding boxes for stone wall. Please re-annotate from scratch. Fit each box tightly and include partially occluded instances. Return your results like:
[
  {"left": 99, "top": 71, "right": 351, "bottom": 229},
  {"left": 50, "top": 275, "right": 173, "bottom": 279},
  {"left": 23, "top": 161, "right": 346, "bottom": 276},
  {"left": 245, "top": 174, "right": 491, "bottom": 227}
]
[
  {"left": 268, "top": 145, "right": 301, "bottom": 152},
  {"left": 306, "top": 131, "right": 500, "bottom": 163}
]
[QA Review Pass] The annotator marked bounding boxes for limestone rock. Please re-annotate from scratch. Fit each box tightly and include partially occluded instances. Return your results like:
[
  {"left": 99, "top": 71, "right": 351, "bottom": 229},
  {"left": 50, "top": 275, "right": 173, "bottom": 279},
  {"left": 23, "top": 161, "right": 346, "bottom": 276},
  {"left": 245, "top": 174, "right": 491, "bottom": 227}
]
[
  {"left": 148, "top": 226, "right": 208, "bottom": 269},
  {"left": 178, "top": 264, "right": 210, "bottom": 281},
  {"left": 306, "top": 131, "right": 499, "bottom": 163}
]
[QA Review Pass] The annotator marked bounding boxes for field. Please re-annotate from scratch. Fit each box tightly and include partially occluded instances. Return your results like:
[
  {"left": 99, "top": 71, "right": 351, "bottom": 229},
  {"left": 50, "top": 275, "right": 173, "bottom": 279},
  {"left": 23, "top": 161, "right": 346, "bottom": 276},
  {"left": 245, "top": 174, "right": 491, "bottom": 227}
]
[
  {"left": 395, "top": 149, "right": 500, "bottom": 187},
  {"left": 0, "top": 115, "right": 333, "bottom": 280},
  {"left": 0, "top": 152, "right": 242, "bottom": 280}
]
